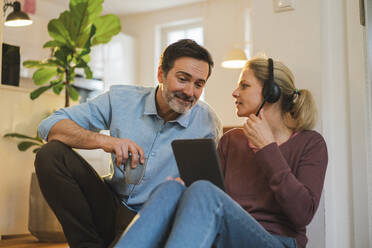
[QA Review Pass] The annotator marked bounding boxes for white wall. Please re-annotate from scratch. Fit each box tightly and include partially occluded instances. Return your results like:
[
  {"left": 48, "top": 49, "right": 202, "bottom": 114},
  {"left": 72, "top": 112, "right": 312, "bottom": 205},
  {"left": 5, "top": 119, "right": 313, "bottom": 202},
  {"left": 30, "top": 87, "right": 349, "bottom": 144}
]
[
  {"left": 321, "top": 0, "right": 370, "bottom": 246},
  {"left": 0, "top": 0, "right": 63, "bottom": 236},
  {"left": 0, "top": 86, "right": 65, "bottom": 235},
  {"left": 347, "top": 0, "right": 372, "bottom": 246}
]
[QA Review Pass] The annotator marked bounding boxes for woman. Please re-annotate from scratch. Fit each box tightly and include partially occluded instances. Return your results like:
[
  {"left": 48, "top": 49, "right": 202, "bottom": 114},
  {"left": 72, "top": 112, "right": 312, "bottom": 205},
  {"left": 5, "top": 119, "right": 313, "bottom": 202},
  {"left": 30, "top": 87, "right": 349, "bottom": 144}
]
[{"left": 114, "top": 56, "right": 328, "bottom": 248}]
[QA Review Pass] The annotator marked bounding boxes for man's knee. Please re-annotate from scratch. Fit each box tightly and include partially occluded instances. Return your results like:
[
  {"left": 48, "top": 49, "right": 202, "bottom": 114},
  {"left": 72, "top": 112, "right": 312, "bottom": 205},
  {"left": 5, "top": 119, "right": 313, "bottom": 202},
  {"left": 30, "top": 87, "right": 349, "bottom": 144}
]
[{"left": 34, "top": 140, "right": 70, "bottom": 172}]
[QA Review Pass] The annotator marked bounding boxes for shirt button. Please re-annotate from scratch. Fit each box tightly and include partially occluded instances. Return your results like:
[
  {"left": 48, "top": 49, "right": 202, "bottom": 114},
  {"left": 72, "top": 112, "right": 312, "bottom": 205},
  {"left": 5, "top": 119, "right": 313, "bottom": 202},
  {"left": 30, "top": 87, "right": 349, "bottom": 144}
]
[{"left": 151, "top": 152, "right": 156, "bottom": 156}]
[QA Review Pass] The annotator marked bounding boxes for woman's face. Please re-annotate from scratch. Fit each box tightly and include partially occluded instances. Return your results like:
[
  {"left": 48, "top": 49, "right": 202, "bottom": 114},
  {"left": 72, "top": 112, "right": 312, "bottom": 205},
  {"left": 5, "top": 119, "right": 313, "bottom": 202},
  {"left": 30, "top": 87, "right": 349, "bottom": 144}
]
[{"left": 232, "top": 68, "right": 263, "bottom": 117}]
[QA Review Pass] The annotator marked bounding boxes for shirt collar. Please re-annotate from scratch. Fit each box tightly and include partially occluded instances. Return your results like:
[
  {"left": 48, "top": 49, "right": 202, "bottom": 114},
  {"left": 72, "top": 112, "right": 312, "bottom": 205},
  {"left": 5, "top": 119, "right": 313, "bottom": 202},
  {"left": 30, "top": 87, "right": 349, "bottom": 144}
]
[
  {"left": 143, "top": 87, "right": 158, "bottom": 116},
  {"left": 143, "top": 86, "right": 193, "bottom": 128}
]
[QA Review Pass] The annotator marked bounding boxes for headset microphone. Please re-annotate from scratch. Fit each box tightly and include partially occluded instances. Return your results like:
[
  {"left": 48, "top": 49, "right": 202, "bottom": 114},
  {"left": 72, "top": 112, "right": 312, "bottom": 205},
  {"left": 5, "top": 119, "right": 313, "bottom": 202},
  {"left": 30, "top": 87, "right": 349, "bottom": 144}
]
[
  {"left": 255, "top": 58, "right": 281, "bottom": 116},
  {"left": 255, "top": 100, "right": 266, "bottom": 116}
]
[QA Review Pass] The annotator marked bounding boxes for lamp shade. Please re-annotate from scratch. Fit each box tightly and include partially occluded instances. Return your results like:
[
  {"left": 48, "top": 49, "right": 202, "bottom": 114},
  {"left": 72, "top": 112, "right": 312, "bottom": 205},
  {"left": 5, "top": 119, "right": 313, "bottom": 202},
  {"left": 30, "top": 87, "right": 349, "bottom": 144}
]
[
  {"left": 221, "top": 48, "right": 247, "bottom": 69},
  {"left": 4, "top": 1, "right": 33, "bottom": 27}
]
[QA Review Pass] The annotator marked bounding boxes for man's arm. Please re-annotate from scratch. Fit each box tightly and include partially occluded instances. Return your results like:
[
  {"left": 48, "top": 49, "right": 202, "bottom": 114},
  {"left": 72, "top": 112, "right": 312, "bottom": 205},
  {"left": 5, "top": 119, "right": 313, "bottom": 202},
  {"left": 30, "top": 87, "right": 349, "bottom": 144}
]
[
  {"left": 48, "top": 119, "right": 108, "bottom": 150},
  {"left": 39, "top": 91, "right": 145, "bottom": 168},
  {"left": 47, "top": 119, "right": 145, "bottom": 168}
]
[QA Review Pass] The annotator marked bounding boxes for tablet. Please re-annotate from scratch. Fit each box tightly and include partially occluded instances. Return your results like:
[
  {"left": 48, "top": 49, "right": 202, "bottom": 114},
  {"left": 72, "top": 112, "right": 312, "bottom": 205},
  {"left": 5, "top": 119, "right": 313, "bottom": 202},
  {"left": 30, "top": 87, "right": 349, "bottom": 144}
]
[{"left": 171, "top": 139, "right": 225, "bottom": 191}]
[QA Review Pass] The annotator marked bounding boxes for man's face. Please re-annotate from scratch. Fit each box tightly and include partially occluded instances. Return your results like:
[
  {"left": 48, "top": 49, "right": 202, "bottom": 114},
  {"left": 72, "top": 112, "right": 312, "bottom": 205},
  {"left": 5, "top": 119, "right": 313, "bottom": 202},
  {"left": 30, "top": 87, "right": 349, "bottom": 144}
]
[{"left": 158, "top": 57, "right": 209, "bottom": 114}]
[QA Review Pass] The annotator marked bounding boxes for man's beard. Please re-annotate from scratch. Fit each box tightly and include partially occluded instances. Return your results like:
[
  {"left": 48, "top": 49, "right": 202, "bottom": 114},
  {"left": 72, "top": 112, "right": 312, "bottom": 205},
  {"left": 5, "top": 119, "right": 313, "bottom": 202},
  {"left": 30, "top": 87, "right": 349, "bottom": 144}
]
[{"left": 161, "top": 82, "right": 197, "bottom": 114}]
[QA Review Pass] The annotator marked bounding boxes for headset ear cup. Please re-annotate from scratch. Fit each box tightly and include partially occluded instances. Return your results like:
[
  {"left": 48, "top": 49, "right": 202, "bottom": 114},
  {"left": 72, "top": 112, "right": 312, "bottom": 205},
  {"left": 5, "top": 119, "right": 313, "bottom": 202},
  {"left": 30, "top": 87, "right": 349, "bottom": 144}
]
[
  {"left": 262, "top": 58, "right": 281, "bottom": 104},
  {"left": 262, "top": 80, "right": 281, "bottom": 103},
  {"left": 266, "top": 81, "right": 281, "bottom": 103}
]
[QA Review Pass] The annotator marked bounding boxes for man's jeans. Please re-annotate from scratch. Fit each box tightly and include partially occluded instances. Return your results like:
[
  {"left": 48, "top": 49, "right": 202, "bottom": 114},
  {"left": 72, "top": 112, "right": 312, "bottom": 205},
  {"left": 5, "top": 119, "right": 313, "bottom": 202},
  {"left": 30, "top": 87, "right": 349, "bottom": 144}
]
[{"left": 115, "top": 180, "right": 297, "bottom": 248}]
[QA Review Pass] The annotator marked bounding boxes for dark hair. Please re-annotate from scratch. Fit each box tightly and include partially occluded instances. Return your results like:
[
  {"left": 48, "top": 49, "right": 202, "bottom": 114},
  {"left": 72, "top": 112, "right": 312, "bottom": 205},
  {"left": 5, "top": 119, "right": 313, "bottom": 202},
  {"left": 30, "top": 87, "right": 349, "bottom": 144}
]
[{"left": 159, "top": 39, "right": 214, "bottom": 78}]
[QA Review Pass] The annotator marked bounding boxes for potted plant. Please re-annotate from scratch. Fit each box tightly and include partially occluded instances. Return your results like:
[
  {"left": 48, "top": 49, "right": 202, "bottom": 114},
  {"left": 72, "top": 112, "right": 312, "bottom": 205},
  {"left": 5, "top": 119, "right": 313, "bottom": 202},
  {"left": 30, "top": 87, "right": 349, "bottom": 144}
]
[{"left": 4, "top": 0, "right": 121, "bottom": 242}]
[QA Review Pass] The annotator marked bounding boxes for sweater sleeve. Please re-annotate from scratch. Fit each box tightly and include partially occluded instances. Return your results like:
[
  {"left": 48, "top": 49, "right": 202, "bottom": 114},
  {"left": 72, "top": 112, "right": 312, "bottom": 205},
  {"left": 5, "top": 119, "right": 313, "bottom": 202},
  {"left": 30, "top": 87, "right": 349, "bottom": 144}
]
[
  {"left": 217, "top": 133, "right": 230, "bottom": 177},
  {"left": 255, "top": 133, "right": 328, "bottom": 228}
]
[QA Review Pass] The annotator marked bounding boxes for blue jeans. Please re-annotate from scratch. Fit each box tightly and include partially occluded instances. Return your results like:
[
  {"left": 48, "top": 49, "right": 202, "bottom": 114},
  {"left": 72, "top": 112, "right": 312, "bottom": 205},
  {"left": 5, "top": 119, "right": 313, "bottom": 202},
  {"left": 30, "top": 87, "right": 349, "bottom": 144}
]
[{"left": 114, "top": 180, "right": 297, "bottom": 248}]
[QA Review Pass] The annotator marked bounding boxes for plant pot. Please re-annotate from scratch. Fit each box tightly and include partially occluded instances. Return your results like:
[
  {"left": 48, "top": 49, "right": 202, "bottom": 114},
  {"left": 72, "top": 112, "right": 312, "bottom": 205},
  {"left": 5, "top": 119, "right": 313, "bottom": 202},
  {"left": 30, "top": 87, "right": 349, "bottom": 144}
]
[{"left": 28, "top": 172, "right": 66, "bottom": 242}]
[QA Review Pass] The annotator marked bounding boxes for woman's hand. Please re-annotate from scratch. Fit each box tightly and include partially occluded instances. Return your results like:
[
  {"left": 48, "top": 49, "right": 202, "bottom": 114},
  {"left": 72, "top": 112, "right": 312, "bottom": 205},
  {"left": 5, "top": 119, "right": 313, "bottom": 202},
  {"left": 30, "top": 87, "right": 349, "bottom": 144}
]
[
  {"left": 167, "top": 177, "right": 185, "bottom": 185},
  {"left": 243, "top": 110, "right": 275, "bottom": 149}
]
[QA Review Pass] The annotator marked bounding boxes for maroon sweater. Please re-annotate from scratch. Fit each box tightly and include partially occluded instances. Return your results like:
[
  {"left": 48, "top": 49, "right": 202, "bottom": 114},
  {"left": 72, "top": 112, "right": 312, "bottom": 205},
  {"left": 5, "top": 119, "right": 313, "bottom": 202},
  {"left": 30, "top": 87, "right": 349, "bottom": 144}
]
[{"left": 217, "top": 129, "right": 328, "bottom": 248}]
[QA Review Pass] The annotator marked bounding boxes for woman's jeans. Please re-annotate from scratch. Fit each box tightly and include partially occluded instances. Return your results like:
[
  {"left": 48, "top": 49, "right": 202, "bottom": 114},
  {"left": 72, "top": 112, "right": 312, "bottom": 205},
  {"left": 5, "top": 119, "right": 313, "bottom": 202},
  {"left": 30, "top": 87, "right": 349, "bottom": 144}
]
[{"left": 115, "top": 180, "right": 297, "bottom": 248}]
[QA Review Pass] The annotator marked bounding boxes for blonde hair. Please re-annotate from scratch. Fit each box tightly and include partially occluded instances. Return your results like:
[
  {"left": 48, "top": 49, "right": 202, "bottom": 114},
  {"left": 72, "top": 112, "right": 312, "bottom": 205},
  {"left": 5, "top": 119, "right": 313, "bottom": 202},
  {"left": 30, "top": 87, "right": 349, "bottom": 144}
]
[{"left": 244, "top": 56, "right": 317, "bottom": 131}]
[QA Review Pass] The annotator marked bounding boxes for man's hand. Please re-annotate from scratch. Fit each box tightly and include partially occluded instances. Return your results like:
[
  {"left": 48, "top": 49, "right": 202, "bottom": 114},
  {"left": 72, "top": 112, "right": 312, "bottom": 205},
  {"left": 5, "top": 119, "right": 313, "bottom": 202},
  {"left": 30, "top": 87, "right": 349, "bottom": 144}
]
[
  {"left": 48, "top": 119, "right": 145, "bottom": 168},
  {"left": 242, "top": 109, "right": 275, "bottom": 149},
  {"left": 101, "top": 136, "right": 145, "bottom": 169}
]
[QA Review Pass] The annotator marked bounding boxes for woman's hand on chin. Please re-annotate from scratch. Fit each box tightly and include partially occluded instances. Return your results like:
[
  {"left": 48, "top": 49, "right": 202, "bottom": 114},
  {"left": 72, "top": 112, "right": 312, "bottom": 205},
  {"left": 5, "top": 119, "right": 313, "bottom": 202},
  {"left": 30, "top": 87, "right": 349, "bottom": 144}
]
[{"left": 243, "top": 109, "right": 275, "bottom": 149}]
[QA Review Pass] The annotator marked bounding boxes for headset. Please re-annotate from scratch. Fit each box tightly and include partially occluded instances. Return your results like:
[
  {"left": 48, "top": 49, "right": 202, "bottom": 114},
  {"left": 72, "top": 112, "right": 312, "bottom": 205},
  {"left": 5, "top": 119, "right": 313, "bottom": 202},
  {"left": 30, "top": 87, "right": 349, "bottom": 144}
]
[{"left": 255, "top": 58, "right": 281, "bottom": 116}]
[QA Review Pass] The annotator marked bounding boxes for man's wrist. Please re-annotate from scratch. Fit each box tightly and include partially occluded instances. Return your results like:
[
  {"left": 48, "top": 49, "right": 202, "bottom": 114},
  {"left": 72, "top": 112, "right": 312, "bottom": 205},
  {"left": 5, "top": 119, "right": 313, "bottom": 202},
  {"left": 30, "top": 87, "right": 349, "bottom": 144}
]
[{"left": 95, "top": 132, "right": 112, "bottom": 151}]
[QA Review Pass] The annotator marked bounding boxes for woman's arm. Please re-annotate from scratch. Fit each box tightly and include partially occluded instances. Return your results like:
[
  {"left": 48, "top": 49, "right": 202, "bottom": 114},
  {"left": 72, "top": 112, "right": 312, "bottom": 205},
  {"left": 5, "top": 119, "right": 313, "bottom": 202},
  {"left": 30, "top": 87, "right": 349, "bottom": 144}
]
[{"left": 255, "top": 133, "right": 328, "bottom": 227}]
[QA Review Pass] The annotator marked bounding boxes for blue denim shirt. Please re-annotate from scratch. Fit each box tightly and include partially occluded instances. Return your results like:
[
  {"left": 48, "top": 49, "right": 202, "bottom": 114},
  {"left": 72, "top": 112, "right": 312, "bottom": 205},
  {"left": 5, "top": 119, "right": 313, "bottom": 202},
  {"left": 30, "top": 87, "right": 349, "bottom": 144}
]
[{"left": 38, "top": 85, "right": 222, "bottom": 210}]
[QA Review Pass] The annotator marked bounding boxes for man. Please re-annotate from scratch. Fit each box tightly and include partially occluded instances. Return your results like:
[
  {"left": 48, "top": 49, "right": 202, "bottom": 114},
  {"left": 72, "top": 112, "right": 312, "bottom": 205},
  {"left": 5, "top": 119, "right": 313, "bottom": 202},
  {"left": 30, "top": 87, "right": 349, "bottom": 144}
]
[{"left": 35, "top": 39, "right": 222, "bottom": 248}]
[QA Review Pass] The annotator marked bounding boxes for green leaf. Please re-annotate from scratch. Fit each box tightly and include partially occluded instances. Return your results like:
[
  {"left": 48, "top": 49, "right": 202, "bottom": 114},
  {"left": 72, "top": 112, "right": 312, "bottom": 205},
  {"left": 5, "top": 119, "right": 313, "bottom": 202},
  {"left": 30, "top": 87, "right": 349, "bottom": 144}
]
[
  {"left": 54, "top": 46, "right": 74, "bottom": 66},
  {"left": 75, "top": 54, "right": 90, "bottom": 68},
  {"left": 33, "top": 148, "right": 41, "bottom": 153},
  {"left": 82, "top": 25, "right": 96, "bottom": 54},
  {"left": 47, "top": 59, "right": 65, "bottom": 67},
  {"left": 23, "top": 60, "right": 42, "bottom": 68},
  {"left": 81, "top": 53, "right": 90, "bottom": 63},
  {"left": 24, "top": 60, "right": 60, "bottom": 68},
  {"left": 84, "top": 66, "right": 93, "bottom": 79},
  {"left": 69, "top": 0, "right": 103, "bottom": 47},
  {"left": 66, "top": 84, "right": 80, "bottom": 101},
  {"left": 17, "top": 141, "right": 42, "bottom": 151},
  {"left": 91, "top": 14, "right": 121, "bottom": 45},
  {"left": 4, "top": 133, "right": 41, "bottom": 141},
  {"left": 54, "top": 49, "right": 67, "bottom": 65},
  {"left": 48, "top": 17, "right": 74, "bottom": 48},
  {"left": 59, "top": 11, "right": 77, "bottom": 42},
  {"left": 53, "top": 81, "right": 64, "bottom": 95},
  {"left": 67, "top": 69, "right": 76, "bottom": 82},
  {"left": 32, "top": 67, "right": 58, "bottom": 85},
  {"left": 43, "top": 40, "right": 65, "bottom": 48},
  {"left": 30, "top": 80, "right": 61, "bottom": 100}
]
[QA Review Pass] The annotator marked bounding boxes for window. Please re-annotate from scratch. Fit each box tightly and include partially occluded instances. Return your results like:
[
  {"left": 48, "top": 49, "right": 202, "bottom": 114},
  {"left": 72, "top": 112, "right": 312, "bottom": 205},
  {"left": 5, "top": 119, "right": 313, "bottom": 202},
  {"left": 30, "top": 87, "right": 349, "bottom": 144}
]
[
  {"left": 161, "top": 22, "right": 204, "bottom": 50},
  {"left": 244, "top": 8, "right": 252, "bottom": 59}
]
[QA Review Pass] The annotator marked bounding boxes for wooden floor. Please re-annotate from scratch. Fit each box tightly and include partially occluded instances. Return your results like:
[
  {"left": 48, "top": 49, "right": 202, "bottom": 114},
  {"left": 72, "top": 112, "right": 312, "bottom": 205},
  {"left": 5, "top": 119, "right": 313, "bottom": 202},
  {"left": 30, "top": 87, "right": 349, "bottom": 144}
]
[{"left": 0, "top": 235, "right": 68, "bottom": 248}]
